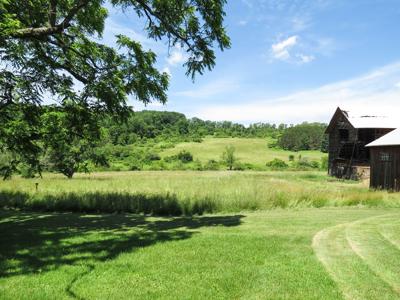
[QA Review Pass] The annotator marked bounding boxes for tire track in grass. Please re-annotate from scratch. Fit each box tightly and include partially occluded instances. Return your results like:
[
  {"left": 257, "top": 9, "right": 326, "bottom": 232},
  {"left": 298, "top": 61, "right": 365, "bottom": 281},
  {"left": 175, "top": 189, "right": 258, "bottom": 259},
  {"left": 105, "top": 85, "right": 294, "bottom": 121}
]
[
  {"left": 379, "top": 219, "right": 400, "bottom": 251},
  {"left": 346, "top": 214, "right": 400, "bottom": 294},
  {"left": 312, "top": 214, "right": 400, "bottom": 300}
]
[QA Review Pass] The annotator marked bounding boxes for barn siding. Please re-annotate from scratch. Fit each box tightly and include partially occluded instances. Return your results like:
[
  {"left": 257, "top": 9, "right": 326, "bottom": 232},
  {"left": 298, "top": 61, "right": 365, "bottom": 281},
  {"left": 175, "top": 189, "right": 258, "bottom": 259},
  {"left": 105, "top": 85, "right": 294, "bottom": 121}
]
[
  {"left": 370, "top": 146, "right": 400, "bottom": 191},
  {"left": 328, "top": 113, "right": 357, "bottom": 176}
]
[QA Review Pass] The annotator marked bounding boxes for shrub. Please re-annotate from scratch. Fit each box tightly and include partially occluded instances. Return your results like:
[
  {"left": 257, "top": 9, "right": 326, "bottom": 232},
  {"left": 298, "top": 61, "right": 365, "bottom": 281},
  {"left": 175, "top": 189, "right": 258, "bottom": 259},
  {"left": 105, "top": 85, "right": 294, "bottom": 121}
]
[
  {"left": 288, "top": 154, "right": 295, "bottom": 162},
  {"left": 191, "top": 159, "right": 203, "bottom": 171},
  {"left": 176, "top": 150, "right": 193, "bottom": 163},
  {"left": 320, "top": 156, "right": 328, "bottom": 170},
  {"left": 233, "top": 162, "right": 245, "bottom": 171},
  {"left": 145, "top": 152, "right": 161, "bottom": 162},
  {"left": 293, "top": 158, "right": 320, "bottom": 170},
  {"left": 266, "top": 159, "right": 288, "bottom": 170},
  {"left": 19, "top": 164, "right": 37, "bottom": 178},
  {"left": 204, "top": 159, "right": 220, "bottom": 170},
  {"left": 191, "top": 136, "right": 203, "bottom": 143}
]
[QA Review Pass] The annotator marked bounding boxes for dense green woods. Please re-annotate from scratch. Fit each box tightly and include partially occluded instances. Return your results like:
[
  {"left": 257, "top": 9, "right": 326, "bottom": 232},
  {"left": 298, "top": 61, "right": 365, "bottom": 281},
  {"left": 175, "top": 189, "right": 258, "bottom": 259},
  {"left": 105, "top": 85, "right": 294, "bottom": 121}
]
[{"left": 0, "top": 108, "right": 328, "bottom": 178}]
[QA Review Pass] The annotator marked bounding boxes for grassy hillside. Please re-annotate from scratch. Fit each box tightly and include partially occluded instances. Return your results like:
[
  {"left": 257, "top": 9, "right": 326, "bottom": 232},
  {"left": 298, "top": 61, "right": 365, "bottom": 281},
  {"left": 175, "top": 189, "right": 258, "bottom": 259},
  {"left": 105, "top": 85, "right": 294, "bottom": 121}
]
[
  {"left": 160, "top": 137, "right": 325, "bottom": 167},
  {"left": 1, "top": 208, "right": 399, "bottom": 299}
]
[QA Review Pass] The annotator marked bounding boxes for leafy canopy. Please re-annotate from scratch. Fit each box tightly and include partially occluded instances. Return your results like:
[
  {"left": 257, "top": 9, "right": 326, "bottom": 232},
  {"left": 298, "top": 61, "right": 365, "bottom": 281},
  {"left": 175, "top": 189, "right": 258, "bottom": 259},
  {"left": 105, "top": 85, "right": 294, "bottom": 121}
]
[{"left": 0, "top": 0, "right": 230, "bottom": 177}]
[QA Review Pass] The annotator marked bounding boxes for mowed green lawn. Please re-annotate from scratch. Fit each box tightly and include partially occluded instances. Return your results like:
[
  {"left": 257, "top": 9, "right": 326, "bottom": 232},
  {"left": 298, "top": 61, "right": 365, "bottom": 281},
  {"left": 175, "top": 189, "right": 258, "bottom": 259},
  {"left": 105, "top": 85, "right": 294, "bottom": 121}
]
[
  {"left": 1, "top": 208, "right": 400, "bottom": 299},
  {"left": 160, "top": 137, "right": 325, "bottom": 166},
  {"left": 2, "top": 171, "right": 400, "bottom": 299}
]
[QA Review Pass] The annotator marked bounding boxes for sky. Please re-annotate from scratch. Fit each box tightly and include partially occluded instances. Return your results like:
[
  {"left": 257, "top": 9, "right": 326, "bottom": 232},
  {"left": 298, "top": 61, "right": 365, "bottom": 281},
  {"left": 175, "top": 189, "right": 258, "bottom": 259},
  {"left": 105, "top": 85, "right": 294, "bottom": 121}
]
[{"left": 103, "top": 0, "right": 400, "bottom": 125}]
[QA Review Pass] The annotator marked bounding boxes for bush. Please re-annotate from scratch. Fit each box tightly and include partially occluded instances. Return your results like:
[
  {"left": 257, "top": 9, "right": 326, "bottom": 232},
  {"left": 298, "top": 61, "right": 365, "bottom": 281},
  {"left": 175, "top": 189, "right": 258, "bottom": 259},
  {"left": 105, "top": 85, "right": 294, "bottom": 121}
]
[
  {"left": 191, "top": 159, "right": 203, "bottom": 171},
  {"left": 19, "top": 164, "right": 36, "bottom": 178},
  {"left": 288, "top": 154, "right": 295, "bottom": 162},
  {"left": 320, "top": 156, "right": 328, "bottom": 171},
  {"left": 293, "top": 158, "right": 320, "bottom": 170},
  {"left": 266, "top": 159, "right": 288, "bottom": 170},
  {"left": 176, "top": 150, "right": 193, "bottom": 163},
  {"left": 233, "top": 162, "right": 245, "bottom": 171},
  {"left": 146, "top": 152, "right": 161, "bottom": 161},
  {"left": 191, "top": 136, "right": 203, "bottom": 143},
  {"left": 204, "top": 159, "right": 220, "bottom": 170}
]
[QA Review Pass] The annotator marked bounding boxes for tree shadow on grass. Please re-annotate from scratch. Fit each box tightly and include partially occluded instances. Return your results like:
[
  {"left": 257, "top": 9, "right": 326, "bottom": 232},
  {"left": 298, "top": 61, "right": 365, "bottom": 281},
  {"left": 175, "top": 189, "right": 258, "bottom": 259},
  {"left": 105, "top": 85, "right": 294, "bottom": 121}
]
[{"left": 0, "top": 211, "right": 244, "bottom": 278}]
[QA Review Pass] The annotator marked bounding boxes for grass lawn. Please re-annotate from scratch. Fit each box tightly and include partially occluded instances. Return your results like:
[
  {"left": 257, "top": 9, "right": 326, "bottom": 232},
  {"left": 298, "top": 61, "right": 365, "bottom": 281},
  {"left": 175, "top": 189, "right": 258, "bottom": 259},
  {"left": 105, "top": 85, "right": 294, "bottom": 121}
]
[
  {"left": 1, "top": 208, "right": 400, "bottom": 299},
  {"left": 160, "top": 137, "right": 325, "bottom": 166}
]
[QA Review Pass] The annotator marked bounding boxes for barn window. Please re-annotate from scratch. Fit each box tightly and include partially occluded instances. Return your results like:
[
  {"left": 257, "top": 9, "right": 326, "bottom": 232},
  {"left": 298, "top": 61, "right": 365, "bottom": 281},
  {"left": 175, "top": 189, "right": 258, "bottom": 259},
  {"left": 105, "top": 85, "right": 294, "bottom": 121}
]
[
  {"left": 380, "top": 152, "right": 392, "bottom": 162},
  {"left": 339, "top": 129, "right": 349, "bottom": 141}
]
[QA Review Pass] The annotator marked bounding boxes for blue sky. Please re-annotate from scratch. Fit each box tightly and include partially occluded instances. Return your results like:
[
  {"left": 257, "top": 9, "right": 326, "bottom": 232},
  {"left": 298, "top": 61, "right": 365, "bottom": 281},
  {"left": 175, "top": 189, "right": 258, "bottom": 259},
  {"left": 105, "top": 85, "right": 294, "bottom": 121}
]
[{"left": 103, "top": 0, "right": 400, "bottom": 124}]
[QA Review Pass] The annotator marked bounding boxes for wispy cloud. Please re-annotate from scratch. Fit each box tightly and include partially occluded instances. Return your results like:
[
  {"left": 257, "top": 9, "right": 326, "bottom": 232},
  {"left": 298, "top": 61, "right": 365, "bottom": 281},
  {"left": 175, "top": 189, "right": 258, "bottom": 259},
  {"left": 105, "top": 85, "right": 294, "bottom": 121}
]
[
  {"left": 270, "top": 35, "right": 316, "bottom": 64},
  {"left": 271, "top": 36, "right": 298, "bottom": 61},
  {"left": 195, "top": 62, "right": 400, "bottom": 124}
]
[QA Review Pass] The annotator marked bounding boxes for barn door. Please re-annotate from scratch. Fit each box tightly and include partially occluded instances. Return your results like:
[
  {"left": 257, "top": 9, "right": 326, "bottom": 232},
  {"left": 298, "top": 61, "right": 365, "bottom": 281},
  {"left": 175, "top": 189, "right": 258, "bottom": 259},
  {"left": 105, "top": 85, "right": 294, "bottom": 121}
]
[{"left": 380, "top": 152, "right": 393, "bottom": 190}]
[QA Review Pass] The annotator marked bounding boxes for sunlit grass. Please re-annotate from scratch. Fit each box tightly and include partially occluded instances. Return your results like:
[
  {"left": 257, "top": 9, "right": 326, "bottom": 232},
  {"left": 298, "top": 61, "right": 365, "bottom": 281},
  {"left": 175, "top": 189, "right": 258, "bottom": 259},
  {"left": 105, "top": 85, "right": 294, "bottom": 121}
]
[
  {"left": 1, "top": 208, "right": 399, "bottom": 299},
  {"left": 1, "top": 171, "right": 400, "bottom": 215},
  {"left": 160, "top": 137, "right": 325, "bottom": 166}
]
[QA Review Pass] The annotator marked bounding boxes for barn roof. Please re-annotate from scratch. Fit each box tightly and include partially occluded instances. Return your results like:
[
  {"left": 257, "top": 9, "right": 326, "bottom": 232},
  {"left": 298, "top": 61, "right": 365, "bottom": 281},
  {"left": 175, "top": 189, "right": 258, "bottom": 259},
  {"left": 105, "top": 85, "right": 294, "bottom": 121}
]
[
  {"left": 326, "top": 107, "right": 398, "bottom": 133},
  {"left": 366, "top": 128, "right": 400, "bottom": 147},
  {"left": 346, "top": 113, "right": 399, "bottom": 129}
]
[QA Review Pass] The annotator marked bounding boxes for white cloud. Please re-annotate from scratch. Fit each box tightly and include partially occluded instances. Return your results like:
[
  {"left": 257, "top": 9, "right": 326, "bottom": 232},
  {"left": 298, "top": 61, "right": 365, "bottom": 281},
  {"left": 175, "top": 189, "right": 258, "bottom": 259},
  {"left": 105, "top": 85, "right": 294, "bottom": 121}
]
[
  {"left": 166, "top": 45, "right": 187, "bottom": 66},
  {"left": 238, "top": 20, "right": 248, "bottom": 26},
  {"left": 297, "top": 54, "right": 315, "bottom": 64},
  {"left": 195, "top": 62, "right": 400, "bottom": 124},
  {"left": 271, "top": 36, "right": 298, "bottom": 60}
]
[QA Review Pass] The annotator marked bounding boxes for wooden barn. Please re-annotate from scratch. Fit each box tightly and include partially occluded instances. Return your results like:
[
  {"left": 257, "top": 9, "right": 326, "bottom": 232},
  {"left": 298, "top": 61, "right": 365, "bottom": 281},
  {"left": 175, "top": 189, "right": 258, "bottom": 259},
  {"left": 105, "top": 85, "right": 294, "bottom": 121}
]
[
  {"left": 325, "top": 107, "right": 397, "bottom": 179},
  {"left": 366, "top": 129, "right": 400, "bottom": 191}
]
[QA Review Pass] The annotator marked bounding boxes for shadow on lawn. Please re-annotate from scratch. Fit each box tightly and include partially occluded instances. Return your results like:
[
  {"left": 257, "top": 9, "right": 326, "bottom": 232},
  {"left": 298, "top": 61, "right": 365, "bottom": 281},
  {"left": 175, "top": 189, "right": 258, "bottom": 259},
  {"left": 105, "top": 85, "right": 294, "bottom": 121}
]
[{"left": 0, "top": 211, "right": 244, "bottom": 278}]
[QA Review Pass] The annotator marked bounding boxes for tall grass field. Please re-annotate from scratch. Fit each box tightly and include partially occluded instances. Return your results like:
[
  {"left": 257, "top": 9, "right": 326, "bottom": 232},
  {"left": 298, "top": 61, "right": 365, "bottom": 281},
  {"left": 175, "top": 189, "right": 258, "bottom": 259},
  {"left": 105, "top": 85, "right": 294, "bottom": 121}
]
[{"left": 1, "top": 171, "right": 400, "bottom": 215}]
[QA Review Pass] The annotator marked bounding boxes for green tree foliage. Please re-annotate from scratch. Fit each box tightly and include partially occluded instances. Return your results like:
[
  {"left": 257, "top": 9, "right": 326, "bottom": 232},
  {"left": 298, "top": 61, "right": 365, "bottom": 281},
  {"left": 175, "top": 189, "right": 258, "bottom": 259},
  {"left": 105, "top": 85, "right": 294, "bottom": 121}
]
[
  {"left": 100, "top": 110, "right": 287, "bottom": 145},
  {"left": 221, "top": 146, "right": 236, "bottom": 170},
  {"left": 41, "top": 105, "right": 103, "bottom": 178},
  {"left": 0, "top": 0, "right": 230, "bottom": 176},
  {"left": 277, "top": 123, "right": 328, "bottom": 152}
]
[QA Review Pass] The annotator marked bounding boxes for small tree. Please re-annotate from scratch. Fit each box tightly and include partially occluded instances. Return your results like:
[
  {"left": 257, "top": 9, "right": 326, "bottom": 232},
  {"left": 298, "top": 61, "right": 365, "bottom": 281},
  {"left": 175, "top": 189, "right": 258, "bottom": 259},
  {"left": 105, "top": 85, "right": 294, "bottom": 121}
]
[{"left": 222, "top": 146, "right": 237, "bottom": 170}]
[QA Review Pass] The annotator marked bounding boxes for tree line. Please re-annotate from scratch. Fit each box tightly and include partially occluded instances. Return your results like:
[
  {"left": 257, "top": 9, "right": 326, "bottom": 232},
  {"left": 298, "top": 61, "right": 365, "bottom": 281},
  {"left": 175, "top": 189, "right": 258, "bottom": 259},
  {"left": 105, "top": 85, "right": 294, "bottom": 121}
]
[{"left": 0, "top": 107, "right": 328, "bottom": 178}]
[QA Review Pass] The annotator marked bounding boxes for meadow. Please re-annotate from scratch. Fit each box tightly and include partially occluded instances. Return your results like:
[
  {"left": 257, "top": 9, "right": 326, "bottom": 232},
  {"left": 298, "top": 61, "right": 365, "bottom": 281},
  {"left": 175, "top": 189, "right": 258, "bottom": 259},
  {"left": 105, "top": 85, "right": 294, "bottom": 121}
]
[
  {"left": 2, "top": 171, "right": 400, "bottom": 215},
  {"left": 160, "top": 137, "right": 324, "bottom": 167}
]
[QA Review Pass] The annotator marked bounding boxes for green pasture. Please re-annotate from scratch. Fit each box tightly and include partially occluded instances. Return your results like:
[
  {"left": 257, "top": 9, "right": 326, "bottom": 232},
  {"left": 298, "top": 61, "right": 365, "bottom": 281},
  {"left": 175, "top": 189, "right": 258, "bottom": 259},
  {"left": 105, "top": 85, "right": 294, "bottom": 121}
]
[{"left": 160, "top": 137, "right": 325, "bottom": 166}]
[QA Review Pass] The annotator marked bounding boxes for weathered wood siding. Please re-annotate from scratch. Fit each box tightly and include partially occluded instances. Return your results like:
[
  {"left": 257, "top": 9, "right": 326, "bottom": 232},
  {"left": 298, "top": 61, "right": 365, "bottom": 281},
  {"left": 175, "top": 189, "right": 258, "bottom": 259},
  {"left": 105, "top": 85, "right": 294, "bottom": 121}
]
[
  {"left": 370, "top": 146, "right": 400, "bottom": 191},
  {"left": 328, "top": 113, "right": 357, "bottom": 175}
]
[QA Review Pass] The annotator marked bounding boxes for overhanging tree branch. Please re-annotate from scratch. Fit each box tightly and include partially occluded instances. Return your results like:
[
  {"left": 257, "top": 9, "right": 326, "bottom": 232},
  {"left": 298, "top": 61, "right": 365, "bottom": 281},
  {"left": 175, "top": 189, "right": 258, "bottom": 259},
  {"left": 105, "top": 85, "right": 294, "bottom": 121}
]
[{"left": 10, "top": 0, "right": 90, "bottom": 38}]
